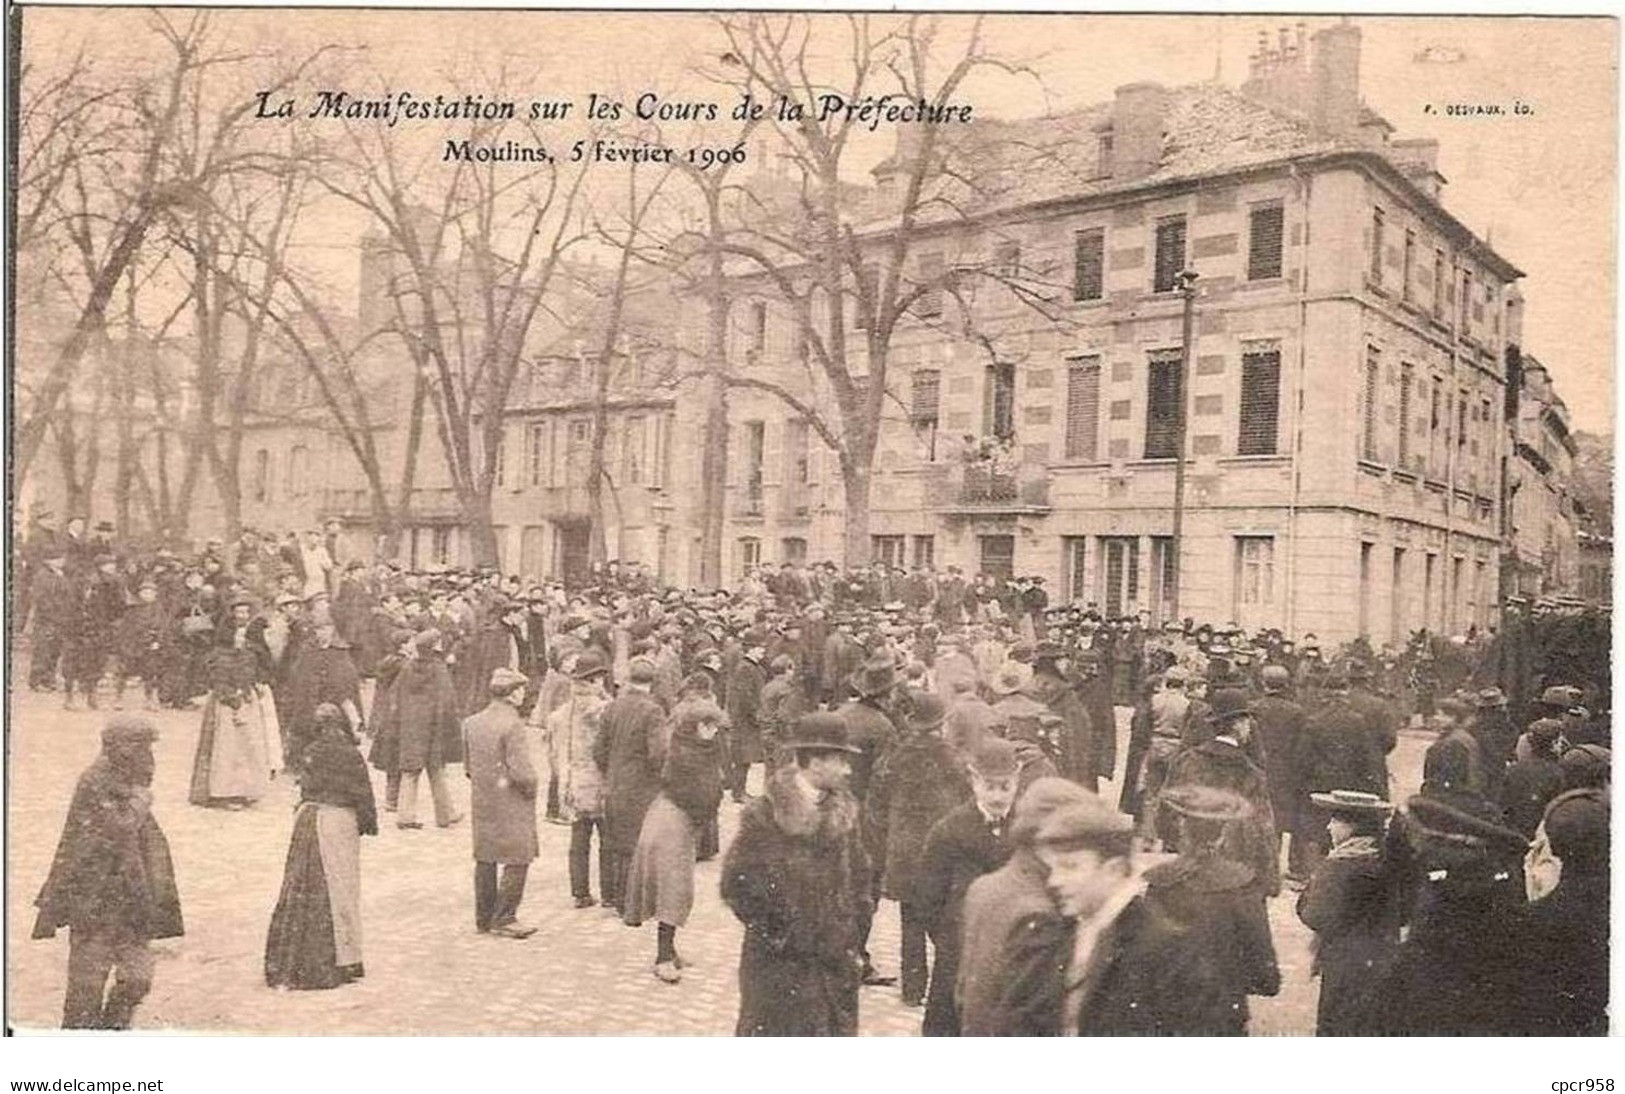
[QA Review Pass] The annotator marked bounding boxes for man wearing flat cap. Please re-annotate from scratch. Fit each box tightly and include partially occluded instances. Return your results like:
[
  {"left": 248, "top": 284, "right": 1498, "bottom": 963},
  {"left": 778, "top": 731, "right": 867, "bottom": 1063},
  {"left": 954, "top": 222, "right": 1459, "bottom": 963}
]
[
  {"left": 463, "top": 668, "right": 539, "bottom": 939},
  {"left": 722, "top": 713, "right": 872, "bottom": 1036},
  {"left": 34, "top": 716, "right": 182, "bottom": 1028},
  {"left": 916, "top": 738, "right": 1020, "bottom": 1035}
]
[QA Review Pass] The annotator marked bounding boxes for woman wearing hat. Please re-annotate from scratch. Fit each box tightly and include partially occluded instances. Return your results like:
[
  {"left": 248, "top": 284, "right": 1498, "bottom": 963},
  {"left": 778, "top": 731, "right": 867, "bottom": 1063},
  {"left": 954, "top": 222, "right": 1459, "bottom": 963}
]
[
  {"left": 265, "top": 704, "right": 378, "bottom": 990},
  {"left": 623, "top": 699, "right": 727, "bottom": 983},
  {"left": 188, "top": 596, "right": 275, "bottom": 809},
  {"left": 1295, "top": 790, "right": 1401, "bottom": 1036}
]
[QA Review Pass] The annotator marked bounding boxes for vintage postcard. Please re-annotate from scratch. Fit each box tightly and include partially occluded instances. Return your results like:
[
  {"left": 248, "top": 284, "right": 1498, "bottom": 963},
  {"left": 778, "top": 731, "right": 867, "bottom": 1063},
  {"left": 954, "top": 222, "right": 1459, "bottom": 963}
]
[{"left": 6, "top": 7, "right": 1615, "bottom": 1044}]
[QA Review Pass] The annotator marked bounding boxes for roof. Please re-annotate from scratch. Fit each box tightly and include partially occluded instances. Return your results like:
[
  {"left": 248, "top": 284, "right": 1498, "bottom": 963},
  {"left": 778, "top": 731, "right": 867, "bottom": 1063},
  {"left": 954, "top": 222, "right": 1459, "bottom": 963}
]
[{"left": 858, "top": 82, "right": 1521, "bottom": 280}]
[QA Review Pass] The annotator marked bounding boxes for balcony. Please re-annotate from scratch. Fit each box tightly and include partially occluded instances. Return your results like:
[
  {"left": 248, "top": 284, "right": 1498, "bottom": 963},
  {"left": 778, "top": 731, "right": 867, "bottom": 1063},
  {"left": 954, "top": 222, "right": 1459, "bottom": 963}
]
[
  {"left": 925, "top": 462, "right": 1051, "bottom": 515},
  {"left": 733, "top": 477, "right": 766, "bottom": 520},
  {"left": 317, "top": 486, "right": 465, "bottom": 525}
]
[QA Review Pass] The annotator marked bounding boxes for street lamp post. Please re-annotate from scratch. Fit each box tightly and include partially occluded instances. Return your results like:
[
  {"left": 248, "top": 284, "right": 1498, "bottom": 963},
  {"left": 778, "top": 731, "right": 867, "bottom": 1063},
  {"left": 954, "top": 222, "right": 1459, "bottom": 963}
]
[{"left": 1169, "top": 269, "right": 1200, "bottom": 624}]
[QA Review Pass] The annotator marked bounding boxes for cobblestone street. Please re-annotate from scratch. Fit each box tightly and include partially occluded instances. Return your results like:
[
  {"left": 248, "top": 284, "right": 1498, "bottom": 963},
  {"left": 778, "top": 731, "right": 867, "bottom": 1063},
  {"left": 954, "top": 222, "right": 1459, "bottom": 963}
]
[{"left": 7, "top": 692, "right": 1429, "bottom": 1036}]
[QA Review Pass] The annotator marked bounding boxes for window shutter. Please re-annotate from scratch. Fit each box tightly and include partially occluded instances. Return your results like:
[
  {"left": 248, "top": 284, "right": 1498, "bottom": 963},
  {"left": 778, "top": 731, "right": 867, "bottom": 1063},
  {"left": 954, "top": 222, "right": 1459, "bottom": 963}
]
[
  {"left": 1144, "top": 350, "right": 1182, "bottom": 459},
  {"left": 916, "top": 252, "right": 944, "bottom": 318},
  {"left": 1397, "top": 365, "right": 1414, "bottom": 467},
  {"left": 1247, "top": 204, "right": 1284, "bottom": 281},
  {"left": 910, "top": 369, "right": 942, "bottom": 423},
  {"left": 1065, "top": 356, "right": 1101, "bottom": 461},
  {"left": 1153, "top": 217, "right": 1186, "bottom": 293},
  {"left": 1238, "top": 349, "right": 1281, "bottom": 456},
  {"left": 764, "top": 420, "right": 784, "bottom": 486},
  {"left": 1073, "top": 229, "right": 1104, "bottom": 302},
  {"left": 1362, "top": 350, "right": 1381, "bottom": 461}
]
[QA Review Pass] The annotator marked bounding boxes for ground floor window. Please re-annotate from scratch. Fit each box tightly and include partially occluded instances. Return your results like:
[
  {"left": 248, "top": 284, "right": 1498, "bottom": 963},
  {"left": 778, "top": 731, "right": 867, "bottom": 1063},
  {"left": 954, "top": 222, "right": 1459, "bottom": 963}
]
[
  {"left": 737, "top": 536, "right": 761, "bottom": 580},
  {"left": 1099, "top": 536, "right": 1139, "bottom": 618},
  {"left": 1062, "top": 536, "right": 1087, "bottom": 604},
  {"left": 979, "top": 534, "right": 1015, "bottom": 581},
  {"left": 911, "top": 535, "right": 935, "bottom": 569},
  {"left": 1233, "top": 535, "right": 1275, "bottom": 629},
  {"left": 872, "top": 535, "right": 905, "bottom": 569},
  {"left": 781, "top": 536, "right": 807, "bottom": 565}
]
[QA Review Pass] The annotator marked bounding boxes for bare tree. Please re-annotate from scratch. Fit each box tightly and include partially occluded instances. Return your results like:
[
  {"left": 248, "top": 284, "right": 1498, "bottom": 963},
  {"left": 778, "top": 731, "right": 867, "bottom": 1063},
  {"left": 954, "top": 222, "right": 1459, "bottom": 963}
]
[{"left": 313, "top": 70, "right": 590, "bottom": 565}]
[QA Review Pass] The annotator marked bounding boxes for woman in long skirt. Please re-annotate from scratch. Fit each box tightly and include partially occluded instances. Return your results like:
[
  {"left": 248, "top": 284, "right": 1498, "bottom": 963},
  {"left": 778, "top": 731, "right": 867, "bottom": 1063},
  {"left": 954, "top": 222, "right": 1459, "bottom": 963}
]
[
  {"left": 623, "top": 700, "right": 725, "bottom": 983},
  {"left": 266, "top": 704, "right": 379, "bottom": 990},
  {"left": 189, "top": 598, "right": 274, "bottom": 809}
]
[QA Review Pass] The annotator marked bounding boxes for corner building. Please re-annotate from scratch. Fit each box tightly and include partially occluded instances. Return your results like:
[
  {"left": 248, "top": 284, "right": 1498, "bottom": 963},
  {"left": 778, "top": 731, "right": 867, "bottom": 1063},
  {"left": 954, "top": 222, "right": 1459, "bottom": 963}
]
[{"left": 722, "top": 22, "right": 1521, "bottom": 646}]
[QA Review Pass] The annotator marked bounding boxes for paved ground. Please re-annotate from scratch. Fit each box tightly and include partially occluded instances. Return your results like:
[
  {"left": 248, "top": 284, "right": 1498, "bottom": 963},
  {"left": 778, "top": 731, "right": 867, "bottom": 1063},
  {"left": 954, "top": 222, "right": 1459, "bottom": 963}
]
[{"left": 6, "top": 689, "right": 1430, "bottom": 1035}]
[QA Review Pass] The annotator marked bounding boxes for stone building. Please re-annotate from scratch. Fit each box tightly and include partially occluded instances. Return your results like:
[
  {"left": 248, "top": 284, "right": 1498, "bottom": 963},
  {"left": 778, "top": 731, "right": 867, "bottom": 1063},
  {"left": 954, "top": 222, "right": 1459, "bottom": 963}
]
[
  {"left": 719, "top": 20, "right": 1522, "bottom": 644},
  {"left": 1505, "top": 354, "right": 1581, "bottom": 600}
]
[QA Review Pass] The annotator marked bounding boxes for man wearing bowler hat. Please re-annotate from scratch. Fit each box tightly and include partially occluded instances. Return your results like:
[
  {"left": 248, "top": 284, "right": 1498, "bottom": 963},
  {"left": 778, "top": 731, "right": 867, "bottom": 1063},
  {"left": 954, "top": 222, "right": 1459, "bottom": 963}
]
[
  {"left": 722, "top": 712, "right": 872, "bottom": 1036},
  {"left": 917, "top": 737, "right": 1020, "bottom": 1035},
  {"left": 837, "top": 654, "right": 901, "bottom": 985}
]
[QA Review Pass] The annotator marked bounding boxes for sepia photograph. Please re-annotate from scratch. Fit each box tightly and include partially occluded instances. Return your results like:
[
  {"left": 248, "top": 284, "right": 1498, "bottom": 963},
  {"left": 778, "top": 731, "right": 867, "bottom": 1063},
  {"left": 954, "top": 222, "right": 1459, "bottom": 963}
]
[{"left": 4, "top": 4, "right": 1616, "bottom": 1052}]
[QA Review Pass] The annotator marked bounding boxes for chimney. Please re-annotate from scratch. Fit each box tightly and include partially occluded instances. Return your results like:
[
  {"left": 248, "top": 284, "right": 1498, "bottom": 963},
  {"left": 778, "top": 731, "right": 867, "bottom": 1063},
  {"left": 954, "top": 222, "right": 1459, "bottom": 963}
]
[
  {"left": 1310, "top": 21, "right": 1361, "bottom": 140},
  {"left": 1389, "top": 137, "right": 1446, "bottom": 200},
  {"left": 1240, "top": 25, "right": 1312, "bottom": 117},
  {"left": 1111, "top": 82, "right": 1168, "bottom": 182}
]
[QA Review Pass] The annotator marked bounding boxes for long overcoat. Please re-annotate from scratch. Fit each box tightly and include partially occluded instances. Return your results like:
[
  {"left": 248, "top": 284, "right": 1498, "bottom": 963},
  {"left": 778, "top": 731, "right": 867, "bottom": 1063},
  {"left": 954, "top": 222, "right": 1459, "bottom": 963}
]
[
  {"left": 462, "top": 700, "right": 539, "bottom": 864},
  {"left": 1295, "top": 837, "right": 1402, "bottom": 1035},
  {"left": 595, "top": 688, "right": 670, "bottom": 858},
  {"left": 1162, "top": 739, "right": 1280, "bottom": 895},
  {"left": 916, "top": 802, "right": 1012, "bottom": 1036},
  {"left": 392, "top": 654, "right": 462, "bottom": 773},
  {"left": 864, "top": 733, "right": 971, "bottom": 904},
  {"left": 721, "top": 766, "right": 871, "bottom": 1037}
]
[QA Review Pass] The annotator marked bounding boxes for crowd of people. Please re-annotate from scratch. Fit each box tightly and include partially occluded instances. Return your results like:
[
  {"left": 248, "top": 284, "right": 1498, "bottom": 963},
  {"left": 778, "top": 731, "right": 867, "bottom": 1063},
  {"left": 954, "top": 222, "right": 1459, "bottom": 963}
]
[{"left": 20, "top": 516, "right": 1611, "bottom": 1036}]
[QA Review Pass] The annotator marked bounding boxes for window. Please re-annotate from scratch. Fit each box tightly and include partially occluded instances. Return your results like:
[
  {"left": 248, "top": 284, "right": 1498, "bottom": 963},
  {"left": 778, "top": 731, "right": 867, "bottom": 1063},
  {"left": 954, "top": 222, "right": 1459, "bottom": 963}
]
[
  {"left": 1392, "top": 547, "right": 1408, "bottom": 641},
  {"left": 252, "top": 448, "right": 270, "bottom": 503},
  {"left": 911, "top": 369, "right": 941, "bottom": 461},
  {"left": 1432, "top": 249, "right": 1447, "bottom": 319},
  {"left": 286, "top": 445, "right": 310, "bottom": 499},
  {"left": 1073, "top": 229, "right": 1104, "bottom": 302},
  {"left": 1459, "top": 269, "right": 1472, "bottom": 329},
  {"left": 1402, "top": 230, "right": 1416, "bottom": 302},
  {"left": 1144, "top": 350, "right": 1183, "bottom": 459},
  {"left": 1361, "top": 348, "right": 1380, "bottom": 461},
  {"left": 1153, "top": 216, "right": 1186, "bottom": 294},
  {"left": 987, "top": 362, "right": 1016, "bottom": 440},
  {"left": 527, "top": 422, "right": 549, "bottom": 486},
  {"left": 1247, "top": 203, "right": 1284, "bottom": 281},
  {"left": 1238, "top": 348, "right": 1281, "bottom": 456},
  {"left": 1234, "top": 536, "right": 1276, "bottom": 607},
  {"left": 781, "top": 537, "right": 808, "bottom": 565},
  {"left": 743, "top": 420, "right": 765, "bottom": 513},
  {"left": 1065, "top": 355, "right": 1102, "bottom": 461},
  {"left": 1100, "top": 536, "right": 1139, "bottom": 617},
  {"left": 1062, "top": 537, "right": 1087, "bottom": 603},
  {"left": 624, "top": 415, "right": 647, "bottom": 485},
  {"left": 748, "top": 301, "right": 767, "bottom": 364},
  {"left": 853, "top": 263, "right": 879, "bottom": 330},
  {"left": 1358, "top": 542, "right": 1374, "bottom": 637},
  {"left": 979, "top": 535, "right": 1015, "bottom": 581},
  {"left": 911, "top": 535, "right": 935, "bottom": 569},
  {"left": 490, "top": 428, "right": 507, "bottom": 487},
  {"left": 872, "top": 535, "right": 905, "bottom": 569},
  {"left": 1457, "top": 387, "right": 1468, "bottom": 448},
  {"left": 737, "top": 537, "right": 761, "bottom": 579},
  {"left": 1096, "top": 131, "right": 1114, "bottom": 176},
  {"left": 785, "top": 418, "right": 811, "bottom": 485},
  {"left": 1150, "top": 536, "right": 1176, "bottom": 626},
  {"left": 1397, "top": 364, "right": 1414, "bottom": 468},
  {"left": 1370, "top": 207, "right": 1385, "bottom": 284},
  {"left": 1430, "top": 381, "right": 1442, "bottom": 431},
  {"left": 916, "top": 251, "right": 943, "bottom": 318},
  {"left": 432, "top": 527, "right": 452, "bottom": 566},
  {"left": 654, "top": 413, "right": 674, "bottom": 488}
]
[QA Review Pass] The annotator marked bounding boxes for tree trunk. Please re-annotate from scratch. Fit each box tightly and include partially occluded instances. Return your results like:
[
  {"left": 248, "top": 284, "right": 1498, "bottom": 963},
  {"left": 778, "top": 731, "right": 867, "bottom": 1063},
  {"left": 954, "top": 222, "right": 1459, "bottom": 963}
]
[
  {"left": 840, "top": 460, "right": 874, "bottom": 568},
  {"left": 461, "top": 490, "right": 499, "bottom": 566},
  {"left": 699, "top": 374, "right": 730, "bottom": 589}
]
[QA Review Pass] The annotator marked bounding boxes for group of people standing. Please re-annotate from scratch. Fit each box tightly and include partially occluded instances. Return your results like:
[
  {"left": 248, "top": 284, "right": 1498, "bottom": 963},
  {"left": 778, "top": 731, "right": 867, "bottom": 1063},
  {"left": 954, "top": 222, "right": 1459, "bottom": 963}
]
[{"left": 24, "top": 526, "right": 1609, "bottom": 1037}]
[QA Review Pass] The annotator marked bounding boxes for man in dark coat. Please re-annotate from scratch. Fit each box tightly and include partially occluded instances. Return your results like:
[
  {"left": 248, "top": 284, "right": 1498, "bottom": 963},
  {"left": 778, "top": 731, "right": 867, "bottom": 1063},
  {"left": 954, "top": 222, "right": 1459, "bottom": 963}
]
[
  {"left": 1518, "top": 793, "right": 1609, "bottom": 1035},
  {"left": 916, "top": 738, "right": 1018, "bottom": 1036},
  {"left": 1346, "top": 662, "right": 1399, "bottom": 790},
  {"left": 594, "top": 657, "right": 669, "bottom": 914},
  {"left": 1071, "top": 649, "right": 1118, "bottom": 785},
  {"left": 1297, "top": 673, "right": 1388, "bottom": 866},
  {"left": 837, "top": 655, "right": 901, "bottom": 984},
  {"left": 1160, "top": 689, "right": 1280, "bottom": 896},
  {"left": 721, "top": 713, "right": 872, "bottom": 1036},
  {"left": 1252, "top": 664, "right": 1309, "bottom": 880},
  {"left": 463, "top": 668, "right": 539, "bottom": 939},
  {"left": 726, "top": 641, "right": 768, "bottom": 803},
  {"left": 33, "top": 716, "right": 183, "bottom": 1029},
  {"left": 281, "top": 622, "right": 364, "bottom": 773},
  {"left": 29, "top": 548, "right": 75, "bottom": 692},
  {"left": 864, "top": 694, "right": 971, "bottom": 1007},
  {"left": 1027, "top": 645, "right": 1099, "bottom": 791}
]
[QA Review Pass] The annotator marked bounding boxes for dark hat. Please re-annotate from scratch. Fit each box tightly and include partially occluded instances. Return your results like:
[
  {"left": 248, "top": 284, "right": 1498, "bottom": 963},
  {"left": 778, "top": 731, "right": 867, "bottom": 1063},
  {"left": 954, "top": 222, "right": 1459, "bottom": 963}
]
[
  {"left": 768, "top": 653, "right": 795, "bottom": 675},
  {"left": 1560, "top": 744, "right": 1611, "bottom": 789},
  {"left": 674, "top": 699, "right": 728, "bottom": 731},
  {"left": 1206, "top": 688, "right": 1255, "bottom": 724},
  {"left": 1261, "top": 664, "right": 1291, "bottom": 689},
  {"left": 1010, "top": 777, "right": 1095, "bottom": 844},
  {"left": 1309, "top": 789, "right": 1395, "bottom": 817},
  {"left": 1033, "top": 795, "right": 1134, "bottom": 855},
  {"left": 905, "top": 694, "right": 949, "bottom": 732},
  {"left": 1033, "top": 640, "right": 1067, "bottom": 662},
  {"left": 782, "top": 712, "right": 861, "bottom": 755},
  {"left": 1526, "top": 717, "right": 1567, "bottom": 746},
  {"left": 94, "top": 521, "right": 115, "bottom": 533},
  {"left": 571, "top": 650, "right": 609, "bottom": 681},
  {"left": 1475, "top": 687, "right": 1509, "bottom": 708},
  {"left": 1540, "top": 685, "right": 1586, "bottom": 709},
  {"left": 627, "top": 656, "right": 658, "bottom": 685},
  {"left": 1160, "top": 784, "right": 1253, "bottom": 822},
  {"left": 851, "top": 655, "right": 897, "bottom": 698},
  {"left": 411, "top": 628, "right": 444, "bottom": 653},
  {"left": 101, "top": 714, "right": 159, "bottom": 749},
  {"left": 488, "top": 667, "right": 529, "bottom": 696},
  {"left": 1544, "top": 794, "right": 1609, "bottom": 873},
  {"left": 1346, "top": 661, "right": 1372, "bottom": 681},
  {"left": 313, "top": 702, "right": 347, "bottom": 729},
  {"left": 968, "top": 737, "right": 1020, "bottom": 779}
]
